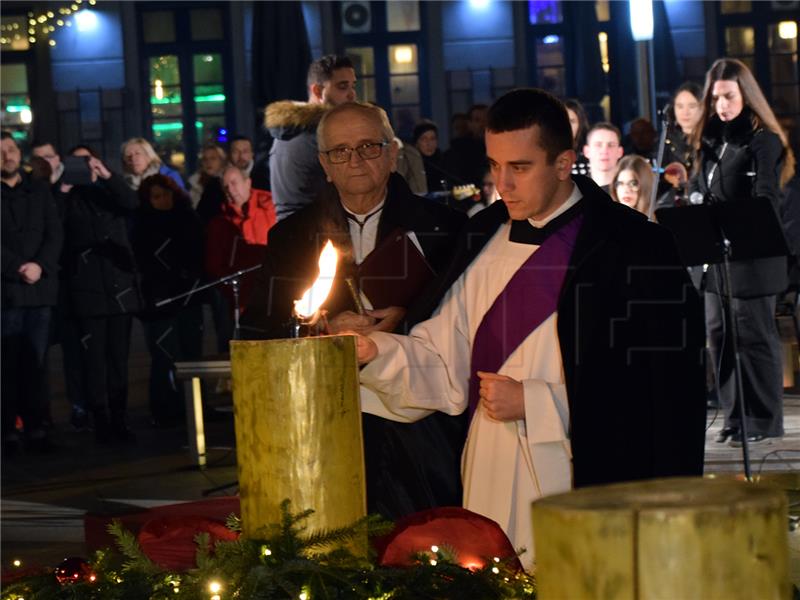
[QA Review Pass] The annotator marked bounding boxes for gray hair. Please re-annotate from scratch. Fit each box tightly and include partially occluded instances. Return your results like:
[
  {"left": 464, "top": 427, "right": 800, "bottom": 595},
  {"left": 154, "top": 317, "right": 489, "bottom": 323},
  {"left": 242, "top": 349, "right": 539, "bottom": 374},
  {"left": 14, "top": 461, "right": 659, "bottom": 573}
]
[{"left": 317, "top": 102, "right": 395, "bottom": 151}]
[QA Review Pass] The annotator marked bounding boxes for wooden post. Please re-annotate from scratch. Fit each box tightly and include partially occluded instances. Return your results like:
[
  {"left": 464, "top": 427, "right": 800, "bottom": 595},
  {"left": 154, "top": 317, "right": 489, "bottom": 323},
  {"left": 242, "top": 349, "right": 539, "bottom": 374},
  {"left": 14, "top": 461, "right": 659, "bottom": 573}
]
[
  {"left": 532, "top": 477, "right": 790, "bottom": 600},
  {"left": 230, "top": 336, "right": 366, "bottom": 545}
]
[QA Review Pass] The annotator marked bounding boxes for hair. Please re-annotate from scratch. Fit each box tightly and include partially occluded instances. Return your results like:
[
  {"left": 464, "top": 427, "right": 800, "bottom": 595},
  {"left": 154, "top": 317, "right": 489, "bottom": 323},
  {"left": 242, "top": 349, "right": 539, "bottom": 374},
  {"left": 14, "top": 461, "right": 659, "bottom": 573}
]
[
  {"left": 121, "top": 137, "right": 161, "bottom": 172},
  {"left": 68, "top": 144, "right": 99, "bottom": 158},
  {"left": 673, "top": 81, "right": 702, "bottom": 103},
  {"left": 564, "top": 98, "right": 590, "bottom": 150},
  {"left": 610, "top": 155, "right": 654, "bottom": 215},
  {"left": 693, "top": 58, "right": 795, "bottom": 185},
  {"left": 30, "top": 139, "right": 57, "bottom": 152},
  {"left": 28, "top": 155, "right": 53, "bottom": 181},
  {"left": 412, "top": 120, "right": 438, "bottom": 144},
  {"left": 468, "top": 104, "right": 489, "bottom": 119},
  {"left": 486, "top": 88, "right": 573, "bottom": 163},
  {"left": 316, "top": 102, "right": 395, "bottom": 150},
  {"left": 1, "top": 130, "right": 17, "bottom": 144},
  {"left": 138, "top": 173, "right": 191, "bottom": 211},
  {"left": 227, "top": 135, "right": 252, "bottom": 151},
  {"left": 585, "top": 122, "right": 622, "bottom": 146},
  {"left": 307, "top": 54, "right": 355, "bottom": 88}
]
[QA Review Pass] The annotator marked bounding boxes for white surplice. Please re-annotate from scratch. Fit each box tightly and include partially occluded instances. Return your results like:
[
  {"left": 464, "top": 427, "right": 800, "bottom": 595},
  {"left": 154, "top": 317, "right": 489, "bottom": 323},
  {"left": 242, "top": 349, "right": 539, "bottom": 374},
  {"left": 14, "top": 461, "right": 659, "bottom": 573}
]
[{"left": 360, "top": 186, "right": 581, "bottom": 569}]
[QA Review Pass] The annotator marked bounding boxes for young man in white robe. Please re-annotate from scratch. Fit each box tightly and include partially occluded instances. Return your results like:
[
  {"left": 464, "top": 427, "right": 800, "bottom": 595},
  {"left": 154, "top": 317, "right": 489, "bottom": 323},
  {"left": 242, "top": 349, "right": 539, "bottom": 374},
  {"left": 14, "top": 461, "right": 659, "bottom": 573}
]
[{"left": 353, "top": 89, "right": 706, "bottom": 570}]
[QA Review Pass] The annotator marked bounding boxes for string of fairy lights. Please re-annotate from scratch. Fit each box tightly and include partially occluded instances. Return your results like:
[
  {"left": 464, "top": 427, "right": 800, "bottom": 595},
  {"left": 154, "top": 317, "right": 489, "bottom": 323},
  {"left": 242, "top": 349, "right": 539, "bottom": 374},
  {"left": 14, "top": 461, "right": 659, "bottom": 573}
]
[{"left": 0, "top": 0, "right": 97, "bottom": 48}]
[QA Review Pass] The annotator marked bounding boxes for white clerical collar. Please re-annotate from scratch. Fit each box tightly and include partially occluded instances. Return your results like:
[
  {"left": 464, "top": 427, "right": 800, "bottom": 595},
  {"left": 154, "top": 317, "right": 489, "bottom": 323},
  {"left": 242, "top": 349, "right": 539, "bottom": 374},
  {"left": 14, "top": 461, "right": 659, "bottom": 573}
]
[
  {"left": 529, "top": 182, "right": 581, "bottom": 228},
  {"left": 341, "top": 195, "right": 386, "bottom": 224}
]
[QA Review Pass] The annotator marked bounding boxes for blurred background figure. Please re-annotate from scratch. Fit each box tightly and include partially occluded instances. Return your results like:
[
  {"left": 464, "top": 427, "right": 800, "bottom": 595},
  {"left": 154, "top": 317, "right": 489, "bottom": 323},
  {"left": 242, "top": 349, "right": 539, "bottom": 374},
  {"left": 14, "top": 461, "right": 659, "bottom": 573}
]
[
  {"left": 657, "top": 82, "right": 703, "bottom": 208},
  {"left": 564, "top": 98, "right": 591, "bottom": 177},
  {"left": 133, "top": 174, "right": 204, "bottom": 428},
  {"left": 413, "top": 120, "right": 454, "bottom": 193},
  {"left": 625, "top": 117, "right": 658, "bottom": 161},
  {"left": 188, "top": 142, "right": 227, "bottom": 209},
  {"left": 121, "top": 137, "right": 184, "bottom": 192},
  {"left": 583, "top": 122, "right": 624, "bottom": 191},
  {"left": 59, "top": 145, "right": 141, "bottom": 444},
  {"left": 691, "top": 57, "right": 796, "bottom": 447},
  {"left": 610, "top": 155, "right": 654, "bottom": 216}
]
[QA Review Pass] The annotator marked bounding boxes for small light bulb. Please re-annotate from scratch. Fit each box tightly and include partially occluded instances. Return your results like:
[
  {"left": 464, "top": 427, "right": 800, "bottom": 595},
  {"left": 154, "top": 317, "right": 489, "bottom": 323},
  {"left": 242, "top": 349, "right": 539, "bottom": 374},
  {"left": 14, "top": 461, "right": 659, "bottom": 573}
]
[
  {"left": 208, "top": 581, "right": 222, "bottom": 594},
  {"left": 493, "top": 556, "right": 500, "bottom": 563},
  {"left": 492, "top": 566, "right": 500, "bottom": 574},
  {"left": 13, "top": 559, "right": 22, "bottom": 567},
  {"left": 47, "top": 11, "right": 54, "bottom": 17},
  {"left": 299, "top": 593, "right": 308, "bottom": 600},
  {"left": 429, "top": 559, "right": 437, "bottom": 566},
  {"left": 430, "top": 545, "right": 438, "bottom": 553},
  {"left": 261, "top": 547, "right": 272, "bottom": 556}
]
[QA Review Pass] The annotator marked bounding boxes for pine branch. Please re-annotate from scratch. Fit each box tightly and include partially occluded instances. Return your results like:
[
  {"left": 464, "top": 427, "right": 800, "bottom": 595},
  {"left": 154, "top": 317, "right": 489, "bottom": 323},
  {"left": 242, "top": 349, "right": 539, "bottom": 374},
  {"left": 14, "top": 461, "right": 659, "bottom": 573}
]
[{"left": 107, "top": 521, "right": 161, "bottom": 576}]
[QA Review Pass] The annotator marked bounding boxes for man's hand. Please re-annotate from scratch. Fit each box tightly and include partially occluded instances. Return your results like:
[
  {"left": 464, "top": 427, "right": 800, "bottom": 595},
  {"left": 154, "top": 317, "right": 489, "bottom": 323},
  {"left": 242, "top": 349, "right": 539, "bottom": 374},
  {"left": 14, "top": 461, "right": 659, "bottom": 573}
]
[
  {"left": 88, "top": 156, "right": 112, "bottom": 180},
  {"left": 366, "top": 306, "right": 406, "bottom": 333},
  {"left": 59, "top": 182, "right": 73, "bottom": 194},
  {"left": 326, "top": 310, "right": 376, "bottom": 335},
  {"left": 18, "top": 262, "right": 43, "bottom": 284},
  {"left": 477, "top": 371, "right": 524, "bottom": 421},
  {"left": 342, "top": 332, "right": 379, "bottom": 365}
]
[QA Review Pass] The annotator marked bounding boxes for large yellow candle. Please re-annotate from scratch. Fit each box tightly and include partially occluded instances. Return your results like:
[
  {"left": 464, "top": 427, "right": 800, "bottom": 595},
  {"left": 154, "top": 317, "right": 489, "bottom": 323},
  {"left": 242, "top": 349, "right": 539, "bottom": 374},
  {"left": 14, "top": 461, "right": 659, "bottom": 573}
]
[
  {"left": 532, "top": 477, "right": 789, "bottom": 600},
  {"left": 230, "top": 336, "right": 366, "bottom": 542}
]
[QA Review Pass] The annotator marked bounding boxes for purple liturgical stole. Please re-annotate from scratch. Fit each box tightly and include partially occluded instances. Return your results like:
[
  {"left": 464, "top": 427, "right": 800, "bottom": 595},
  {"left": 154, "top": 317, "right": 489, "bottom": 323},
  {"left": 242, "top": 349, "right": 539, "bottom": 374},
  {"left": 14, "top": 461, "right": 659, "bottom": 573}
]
[{"left": 468, "top": 211, "right": 584, "bottom": 419}]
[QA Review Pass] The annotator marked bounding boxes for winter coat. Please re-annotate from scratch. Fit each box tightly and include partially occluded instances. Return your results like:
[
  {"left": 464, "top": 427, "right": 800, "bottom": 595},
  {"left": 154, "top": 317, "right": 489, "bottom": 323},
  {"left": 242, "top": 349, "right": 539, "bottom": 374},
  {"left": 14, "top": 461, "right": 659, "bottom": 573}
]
[
  {"left": 265, "top": 100, "right": 329, "bottom": 221},
  {"left": 131, "top": 199, "right": 205, "bottom": 319},
  {"left": 60, "top": 172, "right": 142, "bottom": 317},
  {"left": 1, "top": 174, "right": 63, "bottom": 308},
  {"left": 692, "top": 109, "right": 788, "bottom": 297}
]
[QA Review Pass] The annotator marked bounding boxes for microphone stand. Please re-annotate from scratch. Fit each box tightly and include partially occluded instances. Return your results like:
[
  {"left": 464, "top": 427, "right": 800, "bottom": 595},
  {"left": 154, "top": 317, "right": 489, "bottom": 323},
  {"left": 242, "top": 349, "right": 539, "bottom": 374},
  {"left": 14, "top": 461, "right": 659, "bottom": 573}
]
[
  {"left": 648, "top": 107, "right": 670, "bottom": 222},
  {"left": 155, "top": 264, "right": 261, "bottom": 341}
]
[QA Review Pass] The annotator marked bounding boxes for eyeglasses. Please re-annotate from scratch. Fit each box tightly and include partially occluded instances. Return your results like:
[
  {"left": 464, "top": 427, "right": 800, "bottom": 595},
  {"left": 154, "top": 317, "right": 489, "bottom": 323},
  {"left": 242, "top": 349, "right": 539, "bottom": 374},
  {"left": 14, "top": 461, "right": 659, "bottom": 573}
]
[
  {"left": 615, "top": 179, "right": 640, "bottom": 191},
  {"left": 322, "top": 141, "right": 390, "bottom": 164}
]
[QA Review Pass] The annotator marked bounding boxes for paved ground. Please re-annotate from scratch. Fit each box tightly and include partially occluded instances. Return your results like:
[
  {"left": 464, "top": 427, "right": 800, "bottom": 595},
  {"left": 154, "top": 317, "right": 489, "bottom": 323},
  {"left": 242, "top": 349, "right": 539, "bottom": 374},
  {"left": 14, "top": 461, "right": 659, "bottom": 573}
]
[{"left": 2, "top": 313, "right": 799, "bottom": 569}]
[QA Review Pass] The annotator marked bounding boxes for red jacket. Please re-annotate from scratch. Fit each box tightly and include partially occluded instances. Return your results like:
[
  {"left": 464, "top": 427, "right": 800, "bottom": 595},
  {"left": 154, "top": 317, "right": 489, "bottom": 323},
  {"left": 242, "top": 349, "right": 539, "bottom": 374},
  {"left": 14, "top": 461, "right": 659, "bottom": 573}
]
[{"left": 205, "top": 189, "right": 276, "bottom": 311}]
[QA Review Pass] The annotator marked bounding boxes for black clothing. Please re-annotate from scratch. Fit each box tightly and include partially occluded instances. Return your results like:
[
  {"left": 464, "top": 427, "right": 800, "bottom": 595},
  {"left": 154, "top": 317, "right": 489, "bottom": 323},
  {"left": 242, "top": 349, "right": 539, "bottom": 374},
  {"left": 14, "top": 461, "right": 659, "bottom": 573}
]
[
  {"left": 1, "top": 174, "right": 62, "bottom": 309},
  {"left": 571, "top": 154, "right": 590, "bottom": 178},
  {"left": 706, "top": 293, "right": 783, "bottom": 437},
  {"left": 693, "top": 109, "right": 788, "bottom": 437},
  {"left": 421, "top": 150, "right": 456, "bottom": 193},
  {"left": 693, "top": 109, "right": 788, "bottom": 298},
  {"left": 60, "top": 173, "right": 142, "bottom": 316},
  {"left": 242, "top": 173, "right": 469, "bottom": 520},
  {"left": 442, "top": 136, "right": 487, "bottom": 188},
  {"left": 195, "top": 177, "right": 225, "bottom": 228},
  {"left": 663, "top": 124, "right": 695, "bottom": 173},
  {"left": 416, "top": 175, "right": 707, "bottom": 487}
]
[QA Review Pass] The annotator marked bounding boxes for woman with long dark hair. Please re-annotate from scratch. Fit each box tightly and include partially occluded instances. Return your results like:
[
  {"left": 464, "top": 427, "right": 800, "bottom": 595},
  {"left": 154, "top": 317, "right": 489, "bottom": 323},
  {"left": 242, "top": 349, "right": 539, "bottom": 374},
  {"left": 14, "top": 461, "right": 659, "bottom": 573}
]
[
  {"left": 564, "top": 98, "right": 591, "bottom": 177},
  {"left": 691, "top": 58, "right": 795, "bottom": 446}
]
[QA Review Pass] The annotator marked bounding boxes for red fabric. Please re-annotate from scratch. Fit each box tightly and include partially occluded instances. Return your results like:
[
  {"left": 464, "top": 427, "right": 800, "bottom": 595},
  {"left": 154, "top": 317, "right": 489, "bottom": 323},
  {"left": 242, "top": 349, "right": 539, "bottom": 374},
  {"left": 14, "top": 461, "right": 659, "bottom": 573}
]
[
  {"left": 205, "top": 189, "right": 275, "bottom": 310},
  {"left": 137, "top": 516, "right": 240, "bottom": 571},
  {"left": 374, "top": 506, "right": 522, "bottom": 572},
  {"left": 84, "top": 497, "right": 240, "bottom": 552}
]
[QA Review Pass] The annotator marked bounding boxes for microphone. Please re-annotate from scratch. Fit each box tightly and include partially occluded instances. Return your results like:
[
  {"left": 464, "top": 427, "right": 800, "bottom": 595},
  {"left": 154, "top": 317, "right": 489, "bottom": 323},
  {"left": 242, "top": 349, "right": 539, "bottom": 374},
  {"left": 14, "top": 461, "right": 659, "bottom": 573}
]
[{"left": 689, "top": 191, "right": 705, "bottom": 205}]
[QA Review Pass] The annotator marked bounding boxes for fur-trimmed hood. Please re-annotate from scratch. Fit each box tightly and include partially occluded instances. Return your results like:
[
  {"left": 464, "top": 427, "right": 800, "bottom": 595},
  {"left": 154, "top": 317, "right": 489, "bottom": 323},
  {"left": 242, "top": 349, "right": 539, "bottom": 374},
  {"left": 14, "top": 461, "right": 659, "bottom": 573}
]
[{"left": 265, "top": 101, "right": 329, "bottom": 141}]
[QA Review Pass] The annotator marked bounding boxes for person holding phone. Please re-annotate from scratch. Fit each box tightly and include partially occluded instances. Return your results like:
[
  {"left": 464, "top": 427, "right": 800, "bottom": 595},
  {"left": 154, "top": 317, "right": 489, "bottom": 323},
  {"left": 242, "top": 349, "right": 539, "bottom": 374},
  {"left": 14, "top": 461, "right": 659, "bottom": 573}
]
[
  {"left": 59, "top": 145, "right": 142, "bottom": 444},
  {"left": 690, "top": 58, "right": 796, "bottom": 446}
]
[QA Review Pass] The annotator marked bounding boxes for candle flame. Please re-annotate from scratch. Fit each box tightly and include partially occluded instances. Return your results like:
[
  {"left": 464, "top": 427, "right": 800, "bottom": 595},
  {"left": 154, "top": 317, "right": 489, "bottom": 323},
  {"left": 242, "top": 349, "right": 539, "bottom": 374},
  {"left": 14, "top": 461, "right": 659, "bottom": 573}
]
[{"left": 294, "top": 240, "right": 338, "bottom": 318}]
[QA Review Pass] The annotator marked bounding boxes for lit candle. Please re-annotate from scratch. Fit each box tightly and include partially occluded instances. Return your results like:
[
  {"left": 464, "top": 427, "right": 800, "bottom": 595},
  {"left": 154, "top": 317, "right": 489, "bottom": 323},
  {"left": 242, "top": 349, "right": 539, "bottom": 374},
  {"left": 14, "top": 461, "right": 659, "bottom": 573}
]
[{"left": 291, "top": 240, "right": 338, "bottom": 337}]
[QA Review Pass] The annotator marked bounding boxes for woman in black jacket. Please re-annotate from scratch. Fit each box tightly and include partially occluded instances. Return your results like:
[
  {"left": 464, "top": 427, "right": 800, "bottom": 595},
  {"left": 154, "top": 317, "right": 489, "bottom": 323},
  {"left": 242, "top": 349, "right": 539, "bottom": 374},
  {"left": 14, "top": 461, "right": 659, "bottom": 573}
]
[
  {"left": 60, "top": 146, "right": 141, "bottom": 443},
  {"left": 691, "top": 58, "right": 796, "bottom": 446},
  {"left": 133, "top": 175, "right": 204, "bottom": 427}
]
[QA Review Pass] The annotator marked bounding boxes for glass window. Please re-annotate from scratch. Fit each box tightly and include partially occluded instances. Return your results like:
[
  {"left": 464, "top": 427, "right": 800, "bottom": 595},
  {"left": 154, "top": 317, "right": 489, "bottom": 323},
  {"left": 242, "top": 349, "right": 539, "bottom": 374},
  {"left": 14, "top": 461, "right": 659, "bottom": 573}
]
[
  {"left": 769, "top": 21, "right": 798, "bottom": 53},
  {"left": 1, "top": 15, "right": 30, "bottom": 51},
  {"left": 725, "top": 26, "right": 755, "bottom": 56},
  {"left": 346, "top": 46, "right": 376, "bottom": 103},
  {"left": 536, "top": 35, "right": 564, "bottom": 67},
  {"left": 389, "top": 44, "right": 418, "bottom": 74},
  {"left": 387, "top": 1, "right": 420, "bottom": 32},
  {"left": 720, "top": 1, "right": 751, "bottom": 14},
  {"left": 190, "top": 8, "right": 223, "bottom": 41},
  {"left": 392, "top": 106, "right": 420, "bottom": 140},
  {"left": 142, "top": 11, "right": 175, "bottom": 44},
  {"left": 1, "top": 63, "right": 32, "bottom": 142},
  {"left": 193, "top": 54, "right": 226, "bottom": 146},
  {"left": 538, "top": 67, "right": 566, "bottom": 97},
  {"left": 770, "top": 54, "right": 798, "bottom": 84},
  {"left": 390, "top": 75, "right": 419, "bottom": 105},
  {"left": 772, "top": 85, "right": 799, "bottom": 115},
  {"left": 529, "top": 0, "right": 562, "bottom": 25},
  {"left": 595, "top": 1, "right": 610, "bottom": 23},
  {"left": 150, "top": 55, "right": 182, "bottom": 118}
]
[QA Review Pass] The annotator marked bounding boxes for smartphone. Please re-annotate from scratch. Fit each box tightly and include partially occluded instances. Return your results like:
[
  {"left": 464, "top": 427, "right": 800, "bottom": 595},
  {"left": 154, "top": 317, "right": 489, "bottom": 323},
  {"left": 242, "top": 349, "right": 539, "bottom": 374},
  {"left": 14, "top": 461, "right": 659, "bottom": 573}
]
[{"left": 61, "top": 155, "right": 92, "bottom": 186}]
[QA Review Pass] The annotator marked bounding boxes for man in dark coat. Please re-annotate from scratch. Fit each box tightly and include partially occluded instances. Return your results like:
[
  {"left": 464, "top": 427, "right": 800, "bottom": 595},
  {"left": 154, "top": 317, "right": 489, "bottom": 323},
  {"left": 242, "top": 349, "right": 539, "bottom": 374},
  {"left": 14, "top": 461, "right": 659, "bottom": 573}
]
[
  {"left": 60, "top": 145, "right": 141, "bottom": 442},
  {"left": 266, "top": 54, "right": 356, "bottom": 222},
  {"left": 242, "top": 102, "right": 468, "bottom": 520},
  {"left": 1, "top": 132, "right": 63, "bottom": 453},
  {"left": 354, "top": 89, "right": 706, "bottom": 568}
]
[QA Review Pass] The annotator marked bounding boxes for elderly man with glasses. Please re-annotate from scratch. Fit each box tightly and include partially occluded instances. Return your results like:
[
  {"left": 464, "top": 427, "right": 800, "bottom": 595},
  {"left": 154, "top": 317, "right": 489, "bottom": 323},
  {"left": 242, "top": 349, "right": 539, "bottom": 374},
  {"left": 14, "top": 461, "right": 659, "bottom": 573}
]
[{"left": 242, "top": 101, "right": 467, "bottom": 521}]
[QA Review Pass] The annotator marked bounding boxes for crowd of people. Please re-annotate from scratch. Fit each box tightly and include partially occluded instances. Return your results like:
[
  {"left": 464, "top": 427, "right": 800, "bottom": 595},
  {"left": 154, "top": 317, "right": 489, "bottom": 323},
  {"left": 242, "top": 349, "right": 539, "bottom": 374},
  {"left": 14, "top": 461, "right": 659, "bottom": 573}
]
[{"left": 2, "top": 52, "right": 797, "bottom": 565}]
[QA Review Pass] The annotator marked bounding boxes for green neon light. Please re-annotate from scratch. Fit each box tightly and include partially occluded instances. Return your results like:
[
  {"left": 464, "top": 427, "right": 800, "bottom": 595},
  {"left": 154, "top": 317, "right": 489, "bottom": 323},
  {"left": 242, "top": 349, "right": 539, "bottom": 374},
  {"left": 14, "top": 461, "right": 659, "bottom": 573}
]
[
  {"left": 150, "top": 93, "right": 225, "bottom": 105},
  {"left": 5, "top": 104, "right": 31, "bottom": 113},
  {"left": 152, "top": 121, "right": 204, "bottom": 133}
]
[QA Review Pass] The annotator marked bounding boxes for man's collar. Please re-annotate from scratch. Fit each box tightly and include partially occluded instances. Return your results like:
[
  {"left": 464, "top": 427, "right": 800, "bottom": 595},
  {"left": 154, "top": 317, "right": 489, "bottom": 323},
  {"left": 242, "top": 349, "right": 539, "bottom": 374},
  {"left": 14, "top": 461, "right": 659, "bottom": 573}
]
[{"left": 529, "top": 182, "right": 581, "bottom": 227}]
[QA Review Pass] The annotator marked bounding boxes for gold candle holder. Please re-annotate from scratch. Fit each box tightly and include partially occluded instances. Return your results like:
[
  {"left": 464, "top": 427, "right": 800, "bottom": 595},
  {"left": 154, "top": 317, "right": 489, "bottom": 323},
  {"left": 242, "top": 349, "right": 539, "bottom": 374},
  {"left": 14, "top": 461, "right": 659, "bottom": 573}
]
[
  {"left": 230, "top": 335, "right": 366, "bottom": 546},
  {"left": 532, "top": 477, "right": 789, "bottom": 599}
]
